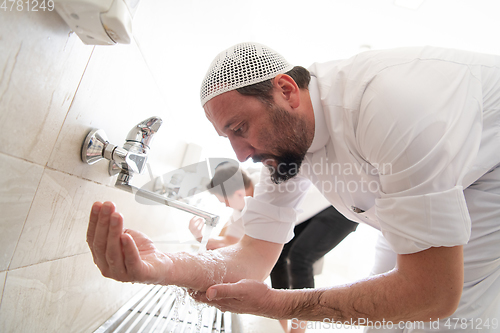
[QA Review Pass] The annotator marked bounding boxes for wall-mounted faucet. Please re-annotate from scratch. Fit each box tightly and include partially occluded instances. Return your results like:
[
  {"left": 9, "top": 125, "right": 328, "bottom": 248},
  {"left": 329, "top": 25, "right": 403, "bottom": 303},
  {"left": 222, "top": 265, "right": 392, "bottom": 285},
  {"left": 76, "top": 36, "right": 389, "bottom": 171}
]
[
  {"left": 81, "top": 117, "right": 219, "bottom": 227},
  {"left": 82, "top": 116, "right": 162, "bottom": 176}
]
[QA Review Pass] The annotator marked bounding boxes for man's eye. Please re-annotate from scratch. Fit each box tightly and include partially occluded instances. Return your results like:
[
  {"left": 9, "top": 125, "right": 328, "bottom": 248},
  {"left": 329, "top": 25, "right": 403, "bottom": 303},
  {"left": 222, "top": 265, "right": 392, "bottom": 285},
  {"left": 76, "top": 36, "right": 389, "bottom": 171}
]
[{"left": 233, "top": 124, "right": 244, "bottom": 134}]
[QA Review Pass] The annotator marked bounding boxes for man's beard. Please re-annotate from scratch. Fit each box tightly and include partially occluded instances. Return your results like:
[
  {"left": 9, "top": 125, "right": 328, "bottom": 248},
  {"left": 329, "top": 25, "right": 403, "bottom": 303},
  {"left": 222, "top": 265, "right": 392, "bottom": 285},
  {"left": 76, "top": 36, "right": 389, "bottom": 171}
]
[{"left": 253, "top": 104, "right": 312, "bottom": 184}]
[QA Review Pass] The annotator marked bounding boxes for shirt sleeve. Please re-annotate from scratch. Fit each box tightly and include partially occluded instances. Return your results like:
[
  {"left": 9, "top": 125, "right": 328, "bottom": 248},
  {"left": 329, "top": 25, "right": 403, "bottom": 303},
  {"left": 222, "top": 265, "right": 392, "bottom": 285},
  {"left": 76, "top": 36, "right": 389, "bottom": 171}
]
[
  {"left": 357, "top": 58, "right": 483, "bottom": 254},
  {"left": 241, "top": 167, "right": 312, "bottom": 244},
  {"left": 296, "top": 185, "right": 331, "bottom": 223},
  {"left": 224, "top": 210, "right": 245, "bottom": 239}
]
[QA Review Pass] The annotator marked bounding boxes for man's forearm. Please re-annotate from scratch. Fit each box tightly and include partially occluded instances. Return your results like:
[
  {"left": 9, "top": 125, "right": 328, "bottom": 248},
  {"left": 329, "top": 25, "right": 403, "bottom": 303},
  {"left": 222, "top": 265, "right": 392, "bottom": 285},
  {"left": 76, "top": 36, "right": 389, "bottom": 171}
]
[
  {"left": 267, "top": 247, "right": 463, "bottom": 324},
  {"left": 164, "top": 235, "right": 282, "bottom": 291},
  {"left": 269, "top": 272, "right": 408, "bottom": 323}
]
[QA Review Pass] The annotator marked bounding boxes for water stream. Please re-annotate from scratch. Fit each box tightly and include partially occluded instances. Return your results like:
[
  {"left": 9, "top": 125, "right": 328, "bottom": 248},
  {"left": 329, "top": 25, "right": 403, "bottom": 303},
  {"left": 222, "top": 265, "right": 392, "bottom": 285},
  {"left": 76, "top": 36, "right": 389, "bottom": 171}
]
[
  {"left": 167, "top": 223, "right": 215, "bottom": 332},
  {"left": 198, "top": 225, "right": 215, "bottom": 253}
]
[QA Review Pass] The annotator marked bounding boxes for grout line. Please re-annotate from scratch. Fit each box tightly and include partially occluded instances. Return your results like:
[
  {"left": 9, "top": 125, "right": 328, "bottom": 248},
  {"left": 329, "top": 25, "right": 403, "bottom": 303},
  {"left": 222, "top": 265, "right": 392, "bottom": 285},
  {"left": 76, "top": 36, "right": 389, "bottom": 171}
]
[
  {"left": 43, "top": 164, "right": 114, "bottom": 187},
  {"left": 7, "top": 167, "right": 47, "bottom": 272},
  {"left": 45, "top": 45, "right": 96, "bottom": 169},
  {"left": 0, "top": 152, "right": 115, "bottom": 189},
  {"left": 7, "top": 251, "right": 91, "bottom": 272},
  {"left": 0, "top": 151, "right": 45, "bottom": 168},
  {"left": 0, "top": 270, "right": 8, "bottom": 314}
]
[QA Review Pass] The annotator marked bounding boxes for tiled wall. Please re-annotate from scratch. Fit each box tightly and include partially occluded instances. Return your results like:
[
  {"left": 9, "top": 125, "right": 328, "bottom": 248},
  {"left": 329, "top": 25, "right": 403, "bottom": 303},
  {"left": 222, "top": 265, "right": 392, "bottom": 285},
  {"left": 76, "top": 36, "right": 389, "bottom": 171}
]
[{"left": 0, "top": 8, "right": 197, "bottom": 333}]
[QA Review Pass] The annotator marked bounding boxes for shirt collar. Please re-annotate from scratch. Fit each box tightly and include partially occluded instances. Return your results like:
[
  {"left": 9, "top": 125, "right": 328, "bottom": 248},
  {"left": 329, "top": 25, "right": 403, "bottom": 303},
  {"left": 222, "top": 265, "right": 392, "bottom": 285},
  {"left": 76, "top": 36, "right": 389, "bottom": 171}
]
[{"left": 307, "top": 75, "right": 330, "bottom": 153}]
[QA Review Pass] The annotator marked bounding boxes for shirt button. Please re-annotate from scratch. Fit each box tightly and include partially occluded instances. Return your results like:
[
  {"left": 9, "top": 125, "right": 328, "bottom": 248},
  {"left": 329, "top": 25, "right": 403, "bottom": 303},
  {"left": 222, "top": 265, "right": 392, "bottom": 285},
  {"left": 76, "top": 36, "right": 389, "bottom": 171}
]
[{"left": 351, "top": 206, "right": 365, "bottom": 214}]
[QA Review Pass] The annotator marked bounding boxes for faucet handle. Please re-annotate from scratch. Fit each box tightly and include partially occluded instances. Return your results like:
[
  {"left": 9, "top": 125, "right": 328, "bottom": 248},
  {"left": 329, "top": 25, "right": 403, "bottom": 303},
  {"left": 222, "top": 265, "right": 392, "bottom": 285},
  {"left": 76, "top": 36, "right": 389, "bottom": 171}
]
[
  {"left": 81, "top": 116, "right": 162, "bottom": 177},
  {"left": 125, "top": 151, "right": 148, "bottom": 174},
  {"left": 108, "top": 146, "right": 147, "bottom": 174},
  {"left": 126, "top": 116, "right": 163, "bottom": 149}
]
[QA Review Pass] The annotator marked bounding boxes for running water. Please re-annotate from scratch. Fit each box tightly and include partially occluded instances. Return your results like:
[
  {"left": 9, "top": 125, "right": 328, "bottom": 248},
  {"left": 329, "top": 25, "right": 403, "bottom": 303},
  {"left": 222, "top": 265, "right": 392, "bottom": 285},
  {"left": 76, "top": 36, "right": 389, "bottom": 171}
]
[
  {"left": 194, "top": 224, "right": 216, "bottom": 330},
  {"left": 171, "top": 286, "right": 187, "bottom": 329},
  {"left": 198, "top": 225, "right": 214, "bottom": 253},
  {"left": 193, "top": 296, "right": 209, "bottom": 332},
  {"left": 168, "top": 286, "right": 208, "bottom": 333},
  {"left": 166, "top": 224, "right": 216, "bottom": 332}
]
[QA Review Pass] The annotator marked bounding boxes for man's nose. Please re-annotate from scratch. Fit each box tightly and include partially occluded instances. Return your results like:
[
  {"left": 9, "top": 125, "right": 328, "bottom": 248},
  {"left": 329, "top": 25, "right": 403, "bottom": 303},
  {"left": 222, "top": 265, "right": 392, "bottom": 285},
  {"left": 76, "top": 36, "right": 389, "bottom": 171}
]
[{"left": 229, "top": 138, "right": 253, "bottom": 162}]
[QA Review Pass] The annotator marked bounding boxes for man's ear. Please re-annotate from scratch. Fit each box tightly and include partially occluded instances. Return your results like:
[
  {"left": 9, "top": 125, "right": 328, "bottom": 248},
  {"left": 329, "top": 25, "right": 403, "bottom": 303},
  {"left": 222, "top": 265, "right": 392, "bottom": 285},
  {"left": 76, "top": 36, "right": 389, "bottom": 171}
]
[
  {"left": 273, "top": 74, "right": 300, "bottom": 109},
  {"left": 234, "top": 188, "right": 246, "bottom": 198}
]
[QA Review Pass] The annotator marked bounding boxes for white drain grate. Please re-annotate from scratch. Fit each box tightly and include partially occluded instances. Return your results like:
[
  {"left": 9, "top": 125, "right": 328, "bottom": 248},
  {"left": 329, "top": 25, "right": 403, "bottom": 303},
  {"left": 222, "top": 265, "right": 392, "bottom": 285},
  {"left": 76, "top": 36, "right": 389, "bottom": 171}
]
[{"left": 95, "top": 285, "right": 232, "bottom": 333}]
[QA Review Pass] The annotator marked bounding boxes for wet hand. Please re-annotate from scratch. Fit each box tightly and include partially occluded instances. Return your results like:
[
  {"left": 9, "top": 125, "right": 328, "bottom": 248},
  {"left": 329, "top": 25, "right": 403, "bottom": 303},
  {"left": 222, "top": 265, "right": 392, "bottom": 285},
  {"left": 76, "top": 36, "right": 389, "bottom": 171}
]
[
  {"left": 86, "top": 201, "right": 174, "bottom": 284},
  {"left": 193, "top": 279, "right": 279, "bottom": 317}
]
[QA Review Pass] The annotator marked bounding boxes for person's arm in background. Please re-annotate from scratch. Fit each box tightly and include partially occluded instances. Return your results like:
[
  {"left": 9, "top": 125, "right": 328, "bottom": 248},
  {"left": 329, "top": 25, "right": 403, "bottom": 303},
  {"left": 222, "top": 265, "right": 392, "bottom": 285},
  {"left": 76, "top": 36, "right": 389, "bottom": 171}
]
[
  {"left": 188, "top": 216, "right": 205, "bottom": 242},
  {"left": 189, "top": 217, "right": 241, "bottom": 250},
  {"left": 206, "top": 234, "right": 240, "bottom": 250}
]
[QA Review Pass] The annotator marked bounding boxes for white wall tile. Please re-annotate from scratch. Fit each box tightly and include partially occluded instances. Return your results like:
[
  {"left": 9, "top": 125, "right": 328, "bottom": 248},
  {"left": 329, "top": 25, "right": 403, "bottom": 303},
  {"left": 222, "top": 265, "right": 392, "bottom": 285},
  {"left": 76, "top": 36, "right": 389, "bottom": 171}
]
[
  {"left": 0, "top": 253, "right": 145, "bottom": 333},
  {"left": 47, "top": 38, "right": 184, "bottom": 187},
  {"left": 0, "top": 10, "right": 93, "bottom": 166},
  {"left": 10, "top": 167, "right": 193, "bottom": 270},
  {"left": 0, "top": 153, "right": 44, "bottom": 271}
]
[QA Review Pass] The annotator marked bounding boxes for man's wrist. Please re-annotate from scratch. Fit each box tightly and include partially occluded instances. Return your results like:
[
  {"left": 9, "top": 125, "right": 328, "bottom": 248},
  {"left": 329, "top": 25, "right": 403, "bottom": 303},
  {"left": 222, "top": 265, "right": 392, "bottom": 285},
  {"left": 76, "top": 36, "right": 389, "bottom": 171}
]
[
  {"left": 163, "top": 251, "right": 226, "bottom": 291},
  {"left": 265, "top": 287, "right": 299, "bottom": 319},
  {"left": 270, "top": 287, "right": 329, "bottom": 321},
  {"left": 162, "top": 252, "right": 189, "bottom": 286}
]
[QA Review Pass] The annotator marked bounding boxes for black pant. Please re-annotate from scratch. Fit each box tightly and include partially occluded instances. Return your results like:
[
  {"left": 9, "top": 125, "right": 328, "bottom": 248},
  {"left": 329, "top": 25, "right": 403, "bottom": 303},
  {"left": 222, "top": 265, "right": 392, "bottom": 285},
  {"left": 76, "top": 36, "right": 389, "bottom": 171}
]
[{"left": 270, "top": 206, "right": 358, "bottom": 289}]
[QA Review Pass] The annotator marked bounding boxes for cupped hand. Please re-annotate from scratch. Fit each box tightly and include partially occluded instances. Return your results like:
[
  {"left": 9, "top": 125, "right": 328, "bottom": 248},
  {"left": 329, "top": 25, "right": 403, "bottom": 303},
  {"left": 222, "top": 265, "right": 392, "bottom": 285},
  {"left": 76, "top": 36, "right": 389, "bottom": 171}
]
[{"left": 86, "top": 201, "right": 174, "bottom": 284}]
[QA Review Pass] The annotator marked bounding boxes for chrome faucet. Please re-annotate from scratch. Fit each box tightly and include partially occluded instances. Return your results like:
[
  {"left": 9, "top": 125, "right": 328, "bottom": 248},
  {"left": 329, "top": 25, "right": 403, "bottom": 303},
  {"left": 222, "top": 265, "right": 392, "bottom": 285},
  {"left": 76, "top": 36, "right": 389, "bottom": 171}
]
[
  {"left": 81, "top": 117, "right": 219, "bottom": 227},
  {"left": 81, "top": 116, "right": 162, "bottom": 176}
]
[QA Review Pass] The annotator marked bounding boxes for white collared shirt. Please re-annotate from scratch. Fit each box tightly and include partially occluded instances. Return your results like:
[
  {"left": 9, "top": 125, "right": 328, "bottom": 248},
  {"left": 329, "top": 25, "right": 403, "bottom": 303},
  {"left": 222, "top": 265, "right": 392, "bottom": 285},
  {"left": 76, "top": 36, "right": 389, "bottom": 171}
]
[
  {"left": 225, "top": 167, "right": 331, "bottom": 239},
  {"left": 242, "top": 46, "right": 500, "bottom": 254}
]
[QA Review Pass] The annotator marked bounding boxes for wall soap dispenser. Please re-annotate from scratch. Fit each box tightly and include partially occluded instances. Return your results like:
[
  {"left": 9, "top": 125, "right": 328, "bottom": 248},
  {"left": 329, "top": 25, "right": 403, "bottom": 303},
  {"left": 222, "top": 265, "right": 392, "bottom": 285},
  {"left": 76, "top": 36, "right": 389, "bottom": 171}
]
[{"left": 54, "top": 0, "right": 140, "bottom": 45}]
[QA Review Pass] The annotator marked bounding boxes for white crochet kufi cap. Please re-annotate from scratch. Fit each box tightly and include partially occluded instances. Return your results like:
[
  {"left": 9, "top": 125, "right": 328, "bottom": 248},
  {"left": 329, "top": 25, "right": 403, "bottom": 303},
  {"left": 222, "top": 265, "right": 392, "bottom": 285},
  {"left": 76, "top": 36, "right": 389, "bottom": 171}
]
[{"left": 200, "top": 42, "right": 294, "bottom": 106}]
